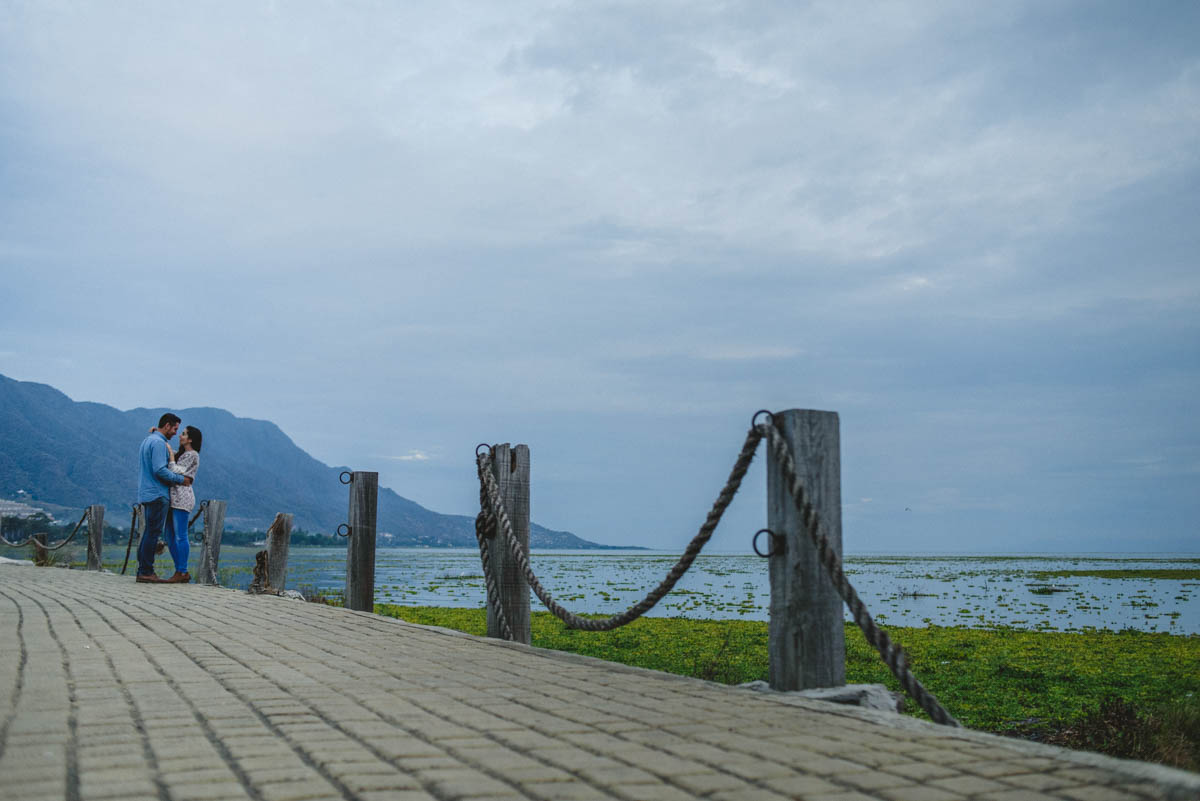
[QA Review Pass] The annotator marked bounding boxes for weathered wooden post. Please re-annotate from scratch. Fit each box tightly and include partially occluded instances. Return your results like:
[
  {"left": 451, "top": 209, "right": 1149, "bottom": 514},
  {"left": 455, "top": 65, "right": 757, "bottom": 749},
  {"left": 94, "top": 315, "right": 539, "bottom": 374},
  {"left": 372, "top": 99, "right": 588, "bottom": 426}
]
[
  {"left": 195, "top": 500, "right": 227, "bottom": 585},
  {"left": 486, "top": 444, "right": 531, "bottom": 644},
  {"left": 86, "top": 505, "right": 105, "bottom": 571},
  {"left": 343, "top": 472, "right": 378, "bottom": 612},
  {"left": 266, "top": 513, "right": 293, "bottom": 591},
  {"left": 767, "top": 409, "right": 845, "bottom": 690},
  {"left": 33, "top": 532, "right": 48, "bottom": 566}
]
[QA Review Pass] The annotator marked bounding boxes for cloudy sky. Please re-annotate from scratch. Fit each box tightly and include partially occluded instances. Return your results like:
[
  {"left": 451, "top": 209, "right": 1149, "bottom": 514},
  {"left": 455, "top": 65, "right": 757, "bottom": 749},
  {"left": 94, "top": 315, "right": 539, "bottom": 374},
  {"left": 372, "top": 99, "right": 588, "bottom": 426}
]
[{"left": 2, "top": 1, "right": 1197, "bottom": 552}]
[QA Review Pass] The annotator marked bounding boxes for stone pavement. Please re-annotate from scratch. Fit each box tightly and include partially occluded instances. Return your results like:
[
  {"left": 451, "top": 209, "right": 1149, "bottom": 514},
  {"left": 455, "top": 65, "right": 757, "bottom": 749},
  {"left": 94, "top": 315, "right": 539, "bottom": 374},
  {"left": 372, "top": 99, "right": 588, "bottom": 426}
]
[{"left": 1, "top": 566, "right": 1197, "bottom": 801}]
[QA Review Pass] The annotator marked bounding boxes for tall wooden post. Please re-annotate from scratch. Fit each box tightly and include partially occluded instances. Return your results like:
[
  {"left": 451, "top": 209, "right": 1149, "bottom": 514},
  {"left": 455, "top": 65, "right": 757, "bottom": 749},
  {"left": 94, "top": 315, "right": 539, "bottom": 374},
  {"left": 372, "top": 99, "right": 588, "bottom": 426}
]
[
  {"left": 487, "top": 444, "right": 531, "bottom": 644},
  {"left": 266, "top": 513, "right": 293, "bottom": 591},
  {"left": 86, "top": 505, "right": 105, "bottom": 571},
  {"left": 33, "top": 532, "right": 48, "bottom": 566},
  {"left": 767, "top": 409, "right": 845, "bottom": 690},
  {"left": 196, "top": 501, "right": 227, "bottom": 585},
  {"left": 344, "top": 472, "right": 378, "bottom": 612}
]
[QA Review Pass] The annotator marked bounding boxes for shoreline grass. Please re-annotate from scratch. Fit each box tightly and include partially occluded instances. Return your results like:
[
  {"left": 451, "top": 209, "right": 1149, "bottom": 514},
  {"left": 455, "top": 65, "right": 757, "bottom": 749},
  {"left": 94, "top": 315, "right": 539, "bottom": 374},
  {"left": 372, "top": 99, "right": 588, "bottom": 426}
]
[{"left": 375, "top": 604, "right": 1199, "bottom": 772}]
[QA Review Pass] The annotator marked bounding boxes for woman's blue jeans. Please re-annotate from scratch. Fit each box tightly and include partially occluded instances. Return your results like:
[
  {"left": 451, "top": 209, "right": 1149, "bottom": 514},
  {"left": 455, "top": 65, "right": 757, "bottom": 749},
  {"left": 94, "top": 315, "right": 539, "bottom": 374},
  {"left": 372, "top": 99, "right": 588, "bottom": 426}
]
[{"left": 165, "top": 507, "right": 190, "bottom": 575}]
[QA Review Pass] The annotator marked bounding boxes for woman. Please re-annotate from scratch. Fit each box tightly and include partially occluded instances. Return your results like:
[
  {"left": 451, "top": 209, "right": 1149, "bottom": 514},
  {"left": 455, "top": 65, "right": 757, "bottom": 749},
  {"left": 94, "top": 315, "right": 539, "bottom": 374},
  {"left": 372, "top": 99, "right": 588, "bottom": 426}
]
[{"left": 164, "top": 425, "right": 202, "bottom": 583}]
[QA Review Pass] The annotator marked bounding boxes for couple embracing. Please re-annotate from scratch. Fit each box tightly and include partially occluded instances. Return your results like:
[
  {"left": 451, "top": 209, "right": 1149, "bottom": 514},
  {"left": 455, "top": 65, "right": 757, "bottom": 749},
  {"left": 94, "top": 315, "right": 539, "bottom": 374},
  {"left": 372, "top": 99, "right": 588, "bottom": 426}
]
[{"left": 135, "top": 412, "right": 203, "bottom": 584}]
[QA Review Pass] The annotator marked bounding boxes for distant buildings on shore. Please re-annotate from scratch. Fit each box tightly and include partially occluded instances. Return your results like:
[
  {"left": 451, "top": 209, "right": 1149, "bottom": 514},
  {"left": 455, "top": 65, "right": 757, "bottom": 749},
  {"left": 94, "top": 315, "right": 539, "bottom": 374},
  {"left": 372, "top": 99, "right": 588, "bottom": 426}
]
[{"left": 0, "top": 495, "right": 53, "bottom": 521}]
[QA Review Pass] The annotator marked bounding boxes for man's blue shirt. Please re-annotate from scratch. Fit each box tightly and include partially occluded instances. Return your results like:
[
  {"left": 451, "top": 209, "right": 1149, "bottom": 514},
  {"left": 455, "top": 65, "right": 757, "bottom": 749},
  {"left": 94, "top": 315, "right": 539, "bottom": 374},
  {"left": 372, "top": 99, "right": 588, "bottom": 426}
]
[{"left": 137, "top": 431, "right": 185, "bottom": 503}]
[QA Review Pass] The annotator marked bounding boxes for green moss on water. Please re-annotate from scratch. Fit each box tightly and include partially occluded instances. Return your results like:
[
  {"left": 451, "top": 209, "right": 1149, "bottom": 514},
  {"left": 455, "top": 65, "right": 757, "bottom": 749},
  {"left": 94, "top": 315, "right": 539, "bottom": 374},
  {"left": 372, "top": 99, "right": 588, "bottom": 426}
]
[{"left": 1032, "top": 569, "right": 1200, "bottom": 580}]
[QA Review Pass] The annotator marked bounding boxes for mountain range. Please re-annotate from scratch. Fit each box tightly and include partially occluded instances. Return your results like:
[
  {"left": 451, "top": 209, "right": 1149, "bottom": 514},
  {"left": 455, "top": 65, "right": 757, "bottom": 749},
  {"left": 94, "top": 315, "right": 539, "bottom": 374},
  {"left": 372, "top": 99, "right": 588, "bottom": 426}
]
[{"left": 0, "top": 374, "right": 617, "bottom": 548}]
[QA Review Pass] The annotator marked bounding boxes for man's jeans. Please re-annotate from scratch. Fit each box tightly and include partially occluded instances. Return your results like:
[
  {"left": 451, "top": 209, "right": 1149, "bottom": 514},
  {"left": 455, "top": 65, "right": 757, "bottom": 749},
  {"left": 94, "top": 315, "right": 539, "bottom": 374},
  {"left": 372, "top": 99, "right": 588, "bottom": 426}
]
[
  {"left": 165, "top": 508, "right": 190, "bottom": 575},
  {"left": 136, "top": 498, "right": 167, "bottom": 576}
]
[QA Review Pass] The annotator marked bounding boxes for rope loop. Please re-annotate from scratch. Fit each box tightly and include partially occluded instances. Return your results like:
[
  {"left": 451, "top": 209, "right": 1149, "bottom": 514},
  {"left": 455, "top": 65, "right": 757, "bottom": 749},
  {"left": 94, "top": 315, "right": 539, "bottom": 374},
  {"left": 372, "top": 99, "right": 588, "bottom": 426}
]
[
  {"left": 335, "top": 523, "right": 352, "bottom": 538},
  {"left": 339, "top": 471, "right": 353, "bottom": 485},
  {"left": 752, "top": 528, "right": 783, "bottom": 557}
]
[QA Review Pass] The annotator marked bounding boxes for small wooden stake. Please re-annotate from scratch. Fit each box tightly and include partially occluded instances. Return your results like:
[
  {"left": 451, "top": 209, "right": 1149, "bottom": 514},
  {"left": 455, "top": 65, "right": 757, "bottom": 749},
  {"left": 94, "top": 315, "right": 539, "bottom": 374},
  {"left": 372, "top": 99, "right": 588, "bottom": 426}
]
[
  {"left": 344, "top": 472, "right": 378, "bottom": 612},
  {"left": 196, "top": 501, "right": 227, "bottom": 585},
  {"left": 767, "top": 409, "right": 846, "bottom": 690},
  {"left": 33, "top": 532, "right": 48, "bottom": 566},
  {"left": 266, "top": 513, "right": 293, "bottom": 592},
  {"left": 86, "top": 505, "right": 105, "bottom": 571},
  {"left": 487, "top": 444, "right": 531, "bottom": 644}
]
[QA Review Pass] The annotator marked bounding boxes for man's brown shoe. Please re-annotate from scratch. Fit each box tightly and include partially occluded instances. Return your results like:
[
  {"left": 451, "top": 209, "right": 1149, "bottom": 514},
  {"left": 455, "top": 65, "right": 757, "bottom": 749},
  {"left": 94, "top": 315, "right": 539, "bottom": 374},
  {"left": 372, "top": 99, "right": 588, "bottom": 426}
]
[
  {"left": 135, "top": 573, "right": 165, "bottom": 584},
  {"left": 166, "top": 572, "right": 191, "bottom": 584}
]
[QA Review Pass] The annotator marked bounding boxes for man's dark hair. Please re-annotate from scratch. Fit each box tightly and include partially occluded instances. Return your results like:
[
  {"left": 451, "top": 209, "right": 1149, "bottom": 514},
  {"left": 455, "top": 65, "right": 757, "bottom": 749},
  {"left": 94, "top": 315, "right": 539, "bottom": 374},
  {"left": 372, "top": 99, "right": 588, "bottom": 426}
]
[{"left": 158, "top": 413, "right": 182, "bottom": 428}]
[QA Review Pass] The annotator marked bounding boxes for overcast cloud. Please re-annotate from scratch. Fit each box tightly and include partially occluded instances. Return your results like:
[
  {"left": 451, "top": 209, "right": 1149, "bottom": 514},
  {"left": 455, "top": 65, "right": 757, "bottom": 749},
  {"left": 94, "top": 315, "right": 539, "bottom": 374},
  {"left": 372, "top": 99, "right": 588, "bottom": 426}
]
[{"left": 2, "top": 1, "right": 1197, "bottom": 552}]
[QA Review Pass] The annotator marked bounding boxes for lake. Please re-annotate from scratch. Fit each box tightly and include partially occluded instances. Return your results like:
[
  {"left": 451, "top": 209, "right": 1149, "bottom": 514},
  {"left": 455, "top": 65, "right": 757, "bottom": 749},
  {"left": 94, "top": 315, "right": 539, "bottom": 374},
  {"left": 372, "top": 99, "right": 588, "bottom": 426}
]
[{"left": 176, "top": 547, "right": 1200, "bottom": 635}]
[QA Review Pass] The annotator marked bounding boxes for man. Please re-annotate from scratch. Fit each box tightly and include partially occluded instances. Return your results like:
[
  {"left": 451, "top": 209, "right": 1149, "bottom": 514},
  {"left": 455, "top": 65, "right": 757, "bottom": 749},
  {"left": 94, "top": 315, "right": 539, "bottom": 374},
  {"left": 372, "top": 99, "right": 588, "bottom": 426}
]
[{"left": 136, "top": 413, "right": 193, "bottom": 583}]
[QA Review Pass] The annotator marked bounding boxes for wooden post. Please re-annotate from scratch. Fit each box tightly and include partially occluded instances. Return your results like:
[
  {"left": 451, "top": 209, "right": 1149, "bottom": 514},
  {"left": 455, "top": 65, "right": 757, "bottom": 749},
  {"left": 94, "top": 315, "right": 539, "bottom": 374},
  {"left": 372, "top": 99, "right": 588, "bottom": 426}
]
[
  {"left": 33, "top": 532, "right": 48, "bottom": 566},
  {"left": 266, "top": 513, "right": 293, "bottom": 591},
  {"left": 344, "top": 472, "right": 378, "bottom": 612},
  {"left": 486, "top": 444, "right": 531, "bottom": 644},
  {"left": 195, "top": 500, "right": 227, "bottom": 585},
  {"left": 767, "top": 409, "right": 845, "bottom": 690},
  {"left": 86, "top": 505, "right": 105, "bottom": 571}
]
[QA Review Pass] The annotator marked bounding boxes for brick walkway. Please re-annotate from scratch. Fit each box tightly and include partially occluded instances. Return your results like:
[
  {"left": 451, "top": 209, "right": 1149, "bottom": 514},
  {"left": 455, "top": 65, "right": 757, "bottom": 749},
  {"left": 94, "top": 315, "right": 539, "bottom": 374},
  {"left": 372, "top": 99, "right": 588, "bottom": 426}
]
[{"left": 1, "top": 565, "right": 1197, "bottom": 801}]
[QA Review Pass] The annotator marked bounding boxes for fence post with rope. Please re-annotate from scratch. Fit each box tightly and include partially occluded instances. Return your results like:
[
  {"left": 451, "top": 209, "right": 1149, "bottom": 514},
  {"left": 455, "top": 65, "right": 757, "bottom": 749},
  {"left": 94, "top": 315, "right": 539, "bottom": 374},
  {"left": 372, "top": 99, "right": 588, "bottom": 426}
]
[
  {"left": 474, "top": 409, "right": 960, "bottom": 726},
  {"left": 340, "top": 471, "right": 378, "bottom": 612},
  {"left": 195, "top": 500, "right": 227, "bottom": 585},
  {"left": 766, "top": 409, "right": 845, "bottom": 691},
  {"left": 2, "top": 507, "right": 92, "bottom": 564},
  {"left": 85, "top": 505, "right": 105, "bottom": 571},
  {"left": 485, "top": 444, "right": 531, "bottom": 644}
]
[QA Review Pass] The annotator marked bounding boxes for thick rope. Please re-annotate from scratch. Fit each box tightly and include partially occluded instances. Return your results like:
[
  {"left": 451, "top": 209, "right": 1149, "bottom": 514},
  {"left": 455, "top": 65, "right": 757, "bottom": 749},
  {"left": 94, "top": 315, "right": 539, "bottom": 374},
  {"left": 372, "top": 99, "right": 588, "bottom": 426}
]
[
  {"left": 476, "top": 426, "right": 764, "bottom": 632},
  {"left": 474, "top": 464, "right": 514, "bottom": 641},
  {"left": 761, "top": 422, "right": 959, "bottom": 727},
  {"left": 121, "top": 504, "right": 143, "bottom": 575},
  {"left": 188, "top": 500, "right": 210, "bottom": 545},
  {"left": 0, "top": 509, "right": 88, "bottom": 553}
]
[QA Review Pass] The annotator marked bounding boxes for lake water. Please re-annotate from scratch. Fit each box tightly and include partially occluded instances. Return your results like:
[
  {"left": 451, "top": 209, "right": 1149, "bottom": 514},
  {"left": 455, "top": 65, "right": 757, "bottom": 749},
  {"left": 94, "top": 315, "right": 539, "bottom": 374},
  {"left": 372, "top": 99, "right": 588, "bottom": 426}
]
[{"left": 197, "top": 547, "right": 1200, "bottom": 635}]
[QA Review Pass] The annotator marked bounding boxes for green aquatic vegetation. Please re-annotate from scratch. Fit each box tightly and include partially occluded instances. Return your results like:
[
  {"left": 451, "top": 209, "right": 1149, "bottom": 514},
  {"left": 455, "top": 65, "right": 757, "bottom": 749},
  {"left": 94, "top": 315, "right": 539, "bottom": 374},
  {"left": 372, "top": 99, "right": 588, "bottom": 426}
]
[
  {"left": 1034, "top": 569, "right": 1200, "bottom": 580},
  {"left": 374, "top": 603, "right": 1200, "bottom": 763}
]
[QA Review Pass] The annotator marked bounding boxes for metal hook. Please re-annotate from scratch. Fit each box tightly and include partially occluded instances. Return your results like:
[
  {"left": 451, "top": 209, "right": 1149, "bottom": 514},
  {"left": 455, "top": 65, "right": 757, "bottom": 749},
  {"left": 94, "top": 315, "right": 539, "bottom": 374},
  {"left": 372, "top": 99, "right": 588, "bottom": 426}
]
[
  {"left": 752, "top": 528, "right": 784, "bottom": 557},
  {"left": 336, "top": 523, "right": 352, "bottom": 538},
  {"left": 339, "top": 471, "right": 353, "bottom": 485},
  {"left": 476, "top": 443, "right": 492, "bottom": 459},
  {"left": 752, "top": 409, "right": 775, "bottom": 429}
]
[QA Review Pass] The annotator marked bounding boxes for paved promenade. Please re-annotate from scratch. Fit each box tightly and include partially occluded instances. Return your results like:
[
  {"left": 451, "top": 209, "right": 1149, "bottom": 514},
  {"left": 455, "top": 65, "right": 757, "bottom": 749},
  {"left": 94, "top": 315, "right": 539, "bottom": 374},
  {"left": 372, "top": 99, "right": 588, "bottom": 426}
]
[{"left": 2, "top": 565, "right": 1197, "bottom": 801}]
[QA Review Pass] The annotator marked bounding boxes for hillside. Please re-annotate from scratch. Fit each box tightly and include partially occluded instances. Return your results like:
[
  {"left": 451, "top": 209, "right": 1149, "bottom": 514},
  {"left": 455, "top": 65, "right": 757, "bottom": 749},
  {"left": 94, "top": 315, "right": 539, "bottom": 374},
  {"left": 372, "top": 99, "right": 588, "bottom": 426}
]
[{"left": 0, "top": 374, "right": 619, "bottom": 548}]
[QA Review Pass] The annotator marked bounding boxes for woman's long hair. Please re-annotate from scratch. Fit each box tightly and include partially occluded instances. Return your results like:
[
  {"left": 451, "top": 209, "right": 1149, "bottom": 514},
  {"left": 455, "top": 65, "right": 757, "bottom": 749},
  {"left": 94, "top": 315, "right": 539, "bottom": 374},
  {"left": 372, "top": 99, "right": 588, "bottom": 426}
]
[{"left": 184, "top": 425, "right": 202, "bottom": 453}]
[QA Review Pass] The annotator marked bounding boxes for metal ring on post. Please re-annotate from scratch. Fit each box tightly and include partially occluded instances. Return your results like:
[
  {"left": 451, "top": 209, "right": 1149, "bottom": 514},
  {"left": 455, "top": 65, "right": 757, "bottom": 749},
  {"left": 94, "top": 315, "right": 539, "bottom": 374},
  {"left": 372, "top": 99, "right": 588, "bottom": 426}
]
[
  {"left": 752, "top": 409, "right": 775, "bottom": 429},
  {"left": 752, "top": 528, "right": 784, "bottom": 557},
  {"left": 336, "top": 523, "right": 351, "bottom": 538},
  {"left": 339, "top": 471, "right": 353, "bottom": 485},
  {"left": 475, "top": 443, "right": 491, "bottom": 459}
]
